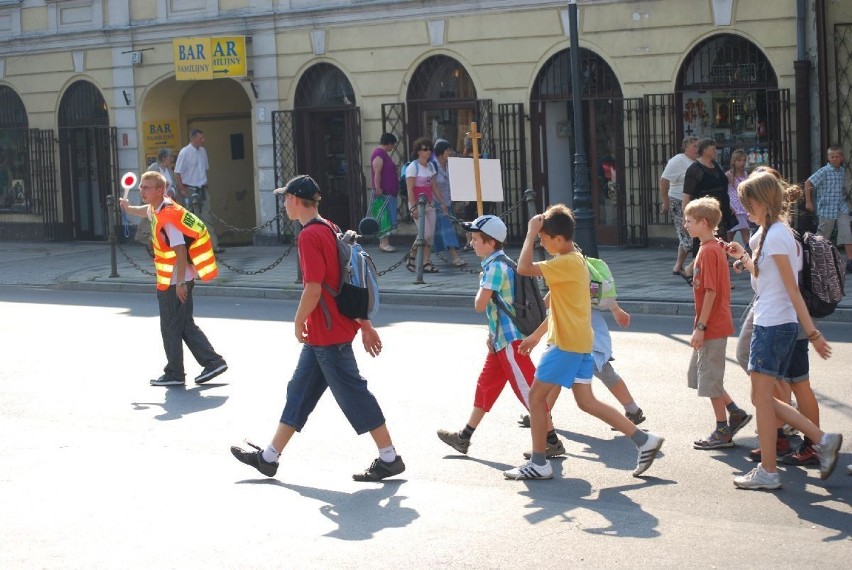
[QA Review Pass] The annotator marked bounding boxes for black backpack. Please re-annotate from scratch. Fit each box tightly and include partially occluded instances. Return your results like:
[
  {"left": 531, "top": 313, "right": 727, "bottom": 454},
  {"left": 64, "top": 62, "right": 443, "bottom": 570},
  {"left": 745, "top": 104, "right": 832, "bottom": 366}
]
[
  {"left": 792, "top": 229, "right": 846, "bottom": 318},
  {"left": 490, "top": 253, "right": 547, "bottom": 336}
]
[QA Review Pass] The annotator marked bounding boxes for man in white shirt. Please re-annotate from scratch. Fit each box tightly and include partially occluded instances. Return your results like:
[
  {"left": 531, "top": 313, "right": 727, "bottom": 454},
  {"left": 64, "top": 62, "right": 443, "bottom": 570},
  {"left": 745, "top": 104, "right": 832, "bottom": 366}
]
[{"left": 174, "top": 129, "right": 224, "bottom": 253}]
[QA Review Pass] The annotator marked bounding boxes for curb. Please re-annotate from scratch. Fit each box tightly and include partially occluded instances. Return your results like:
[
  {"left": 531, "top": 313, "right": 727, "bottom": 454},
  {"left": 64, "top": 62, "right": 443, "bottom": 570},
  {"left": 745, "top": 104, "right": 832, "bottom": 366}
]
[{"left": 50, "top": 281, "right": 852, "bottom": 322}]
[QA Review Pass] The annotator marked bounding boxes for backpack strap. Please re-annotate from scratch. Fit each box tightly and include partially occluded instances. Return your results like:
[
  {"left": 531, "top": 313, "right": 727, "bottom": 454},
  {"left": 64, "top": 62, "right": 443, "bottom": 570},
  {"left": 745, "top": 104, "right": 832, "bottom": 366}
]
[{"left": 488, "top": 253, "right": 518, "bottom": 328}]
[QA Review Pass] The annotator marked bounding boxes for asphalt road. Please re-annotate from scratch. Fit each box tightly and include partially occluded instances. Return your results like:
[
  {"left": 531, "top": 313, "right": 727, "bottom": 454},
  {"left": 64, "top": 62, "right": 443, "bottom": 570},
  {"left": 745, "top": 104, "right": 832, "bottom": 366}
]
[{"left": 0, "top": 288, "right": 849, "bottom": 568}]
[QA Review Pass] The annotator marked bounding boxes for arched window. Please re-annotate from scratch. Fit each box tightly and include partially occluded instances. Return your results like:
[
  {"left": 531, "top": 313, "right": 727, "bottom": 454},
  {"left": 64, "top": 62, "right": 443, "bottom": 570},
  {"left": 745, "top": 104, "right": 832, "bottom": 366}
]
[
  {"left": 59, "top": 81, "right": 108, "bottom": 128},
  {"left": 678, "top": 33, "right": 777, "bottom": 90},
  {"left": 407, "top": 55, "right": 476, "bottom": 102},
  {"left": 0, "top": 86, "right": 27, "bottom": 128},
  {"left": 295, "top": 63, "right": 355, "bottom": 108},
  {"left": 532, "top": 48, "right": 622, "bottom": 101}
]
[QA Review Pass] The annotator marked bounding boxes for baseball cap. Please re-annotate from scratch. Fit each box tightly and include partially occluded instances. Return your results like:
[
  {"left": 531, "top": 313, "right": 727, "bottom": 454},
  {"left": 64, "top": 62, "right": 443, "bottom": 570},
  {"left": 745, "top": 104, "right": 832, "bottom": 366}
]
[
  {"left": 273, "top": 175, "right": 321, "bottom": 200},
  {"left": 462, "top": 214, "right": 507, "bottom": 242}
]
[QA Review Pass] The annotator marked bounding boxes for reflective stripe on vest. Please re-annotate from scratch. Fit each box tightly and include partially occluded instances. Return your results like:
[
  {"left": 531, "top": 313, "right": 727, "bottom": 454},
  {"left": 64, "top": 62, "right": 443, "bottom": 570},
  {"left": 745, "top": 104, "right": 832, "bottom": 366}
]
[{"left": 150, "top": 200, "right": 219, "bottom": 290}]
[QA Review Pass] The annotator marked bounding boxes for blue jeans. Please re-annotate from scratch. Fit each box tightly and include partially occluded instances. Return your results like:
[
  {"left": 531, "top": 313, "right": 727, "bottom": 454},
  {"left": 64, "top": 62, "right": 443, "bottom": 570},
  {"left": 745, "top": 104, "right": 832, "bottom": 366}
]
[
  {"left": 749, "top": 323, "right": 797, "bottom": 377},
  {"left": 280, "top": 343, "right": 386, "bottom": 434}
]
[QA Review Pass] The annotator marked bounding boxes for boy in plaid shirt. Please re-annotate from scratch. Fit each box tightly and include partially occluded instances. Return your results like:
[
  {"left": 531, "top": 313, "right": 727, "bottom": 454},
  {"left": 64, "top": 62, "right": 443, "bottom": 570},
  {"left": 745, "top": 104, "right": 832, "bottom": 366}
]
[
  {"left": 435, "top": 215, "right": 565, "bottom": 457},
  {"left": 805, "top": 144, "right": 852, "bottom": 272}
]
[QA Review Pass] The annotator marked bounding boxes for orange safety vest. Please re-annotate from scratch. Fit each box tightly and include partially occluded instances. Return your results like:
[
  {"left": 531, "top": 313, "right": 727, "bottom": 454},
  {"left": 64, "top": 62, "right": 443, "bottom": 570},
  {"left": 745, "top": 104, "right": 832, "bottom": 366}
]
[{"left": 149, "top": 200, "right": 218, "bottom": 290}]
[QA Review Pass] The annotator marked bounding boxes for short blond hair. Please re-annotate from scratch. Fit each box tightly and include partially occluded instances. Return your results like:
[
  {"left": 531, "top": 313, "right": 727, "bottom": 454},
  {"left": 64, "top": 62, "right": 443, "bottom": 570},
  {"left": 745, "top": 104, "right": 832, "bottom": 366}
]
[
  {"left": 684, "top": 196, "right": 722, "bottom": 231},
  {"left": 141, "top": 170, "right": 166, "bottom": 188}
]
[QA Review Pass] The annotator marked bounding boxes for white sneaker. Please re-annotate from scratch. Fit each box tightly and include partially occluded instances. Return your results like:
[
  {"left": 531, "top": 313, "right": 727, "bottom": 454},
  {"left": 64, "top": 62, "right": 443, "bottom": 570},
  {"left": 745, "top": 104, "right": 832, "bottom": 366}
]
[
  {"left": 503, "top": 460, "right": 553, "bottom": 480},
  {"left": 633, "top": 433, "right": 664, "bottom": 476},
  {"left": 815, "top": 433, "right": 843, "bottom": 480},
  {"left": 847, "top": 464, "right": 851, "bottom": 475},
  {"left": 733, "top": 463, "right": 782, "bottom": 490}
]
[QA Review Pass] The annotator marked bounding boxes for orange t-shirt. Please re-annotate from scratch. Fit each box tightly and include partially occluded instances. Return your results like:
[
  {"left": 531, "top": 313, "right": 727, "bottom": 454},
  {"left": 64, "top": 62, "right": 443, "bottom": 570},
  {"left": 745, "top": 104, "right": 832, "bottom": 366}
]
[{"left": 692, "top": 240, "right": 734, "bottom": 340}]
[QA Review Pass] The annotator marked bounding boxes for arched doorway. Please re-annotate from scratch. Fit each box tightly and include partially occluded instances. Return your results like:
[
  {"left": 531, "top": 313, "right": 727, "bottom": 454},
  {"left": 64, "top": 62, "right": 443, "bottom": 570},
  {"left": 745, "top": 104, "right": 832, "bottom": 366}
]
[
  {"left": 58, "top": 80, "right": 115, "bottom": 241},
  {"left": 406, "top": 55, "right": 481, "bottom": 155},
  {"left": 0, "top": 86, "right": 29, "bottom": 212},
  {"left": 676, "top": 33, "right": 789, "bottom": 176},
  {"left": 294, "top": 63, "right": 364, "bottom": 230},
  {"left": 530, "top": 48, "right": 624, "bottom": 245}
]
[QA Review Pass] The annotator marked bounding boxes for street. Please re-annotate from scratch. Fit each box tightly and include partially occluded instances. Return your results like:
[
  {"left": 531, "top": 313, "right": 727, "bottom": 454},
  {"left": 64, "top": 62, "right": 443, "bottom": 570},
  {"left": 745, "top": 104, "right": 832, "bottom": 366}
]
[{"left": 0, "top": 288, "right": 849, "bottom": 568}]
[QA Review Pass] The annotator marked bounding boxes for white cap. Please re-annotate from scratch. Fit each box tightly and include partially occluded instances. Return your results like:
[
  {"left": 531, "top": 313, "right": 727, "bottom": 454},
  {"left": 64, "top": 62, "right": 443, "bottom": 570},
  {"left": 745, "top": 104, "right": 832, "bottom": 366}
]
[{"left": 462, "top": 215, "right": 507, "bottom": 242}]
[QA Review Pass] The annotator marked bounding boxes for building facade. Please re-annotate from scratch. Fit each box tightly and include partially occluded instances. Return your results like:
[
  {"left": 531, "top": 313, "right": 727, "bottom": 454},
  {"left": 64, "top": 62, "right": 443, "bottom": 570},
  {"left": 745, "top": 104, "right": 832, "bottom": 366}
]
[{"left": 0, "top": 0, "right": 849, "bottom": 244}]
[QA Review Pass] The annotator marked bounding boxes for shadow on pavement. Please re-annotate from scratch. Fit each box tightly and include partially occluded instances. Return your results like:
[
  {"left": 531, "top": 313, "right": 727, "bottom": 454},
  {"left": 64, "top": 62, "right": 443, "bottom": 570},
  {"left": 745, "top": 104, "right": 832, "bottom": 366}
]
[
  {"left": 516, "top": 477, "right": 675, "bottom": 538},
  {"left": 130, "top": 384, "right": 228, "bottom": 420}
]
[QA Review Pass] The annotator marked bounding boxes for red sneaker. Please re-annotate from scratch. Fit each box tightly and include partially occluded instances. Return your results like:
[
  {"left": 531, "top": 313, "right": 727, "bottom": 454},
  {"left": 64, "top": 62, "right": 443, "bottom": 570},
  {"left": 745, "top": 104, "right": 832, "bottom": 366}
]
[
  {"left": 781, "top": 444, "right": 820, "bottom": 467},
  {"left": 748, "top": 436, "right": 791, "bottom": 461}
]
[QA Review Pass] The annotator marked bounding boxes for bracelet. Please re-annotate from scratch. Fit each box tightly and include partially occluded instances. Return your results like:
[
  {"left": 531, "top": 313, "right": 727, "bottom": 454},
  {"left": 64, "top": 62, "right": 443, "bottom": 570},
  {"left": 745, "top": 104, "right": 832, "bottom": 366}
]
[
  {"left": 807, "top": 330, "right": 822, "bottom": 341},
  {"left": 739, "top": 253, "right": 750, "bottom": 264}
]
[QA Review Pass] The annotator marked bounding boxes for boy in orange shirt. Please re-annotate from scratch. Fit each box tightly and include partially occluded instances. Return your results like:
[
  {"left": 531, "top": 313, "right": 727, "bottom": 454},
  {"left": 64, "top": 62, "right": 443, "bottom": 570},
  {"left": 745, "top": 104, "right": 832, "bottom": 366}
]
[{"left": 684, "top": 197, "right": 752, "bottom": 449}]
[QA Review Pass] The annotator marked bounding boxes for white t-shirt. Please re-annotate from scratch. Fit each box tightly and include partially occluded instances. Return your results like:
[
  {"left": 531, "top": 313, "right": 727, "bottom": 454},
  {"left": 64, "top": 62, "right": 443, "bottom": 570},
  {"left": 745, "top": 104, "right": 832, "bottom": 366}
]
[
  {"left": 660, "top": 153, "right": 695, "bottom": 201},
  {"left": 750, "top": 222, "right": 801, "bottom": 327}
]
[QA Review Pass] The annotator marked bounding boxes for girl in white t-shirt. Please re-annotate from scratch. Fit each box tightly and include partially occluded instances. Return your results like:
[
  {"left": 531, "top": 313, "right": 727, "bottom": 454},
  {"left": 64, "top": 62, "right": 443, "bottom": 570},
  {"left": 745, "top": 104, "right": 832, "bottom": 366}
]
[{"left": 724, "top": 171, "right": 841, "bottom": 490}]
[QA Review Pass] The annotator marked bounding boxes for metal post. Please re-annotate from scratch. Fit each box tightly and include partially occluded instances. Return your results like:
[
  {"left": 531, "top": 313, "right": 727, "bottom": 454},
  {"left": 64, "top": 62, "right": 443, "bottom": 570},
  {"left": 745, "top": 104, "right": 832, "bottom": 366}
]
[
  {"left": 106, "top": 194, "right": 119, "bottom": 278},
  {"left": 523, "top": 188, "right": 546, "bottom": 262},
  {"left": 568, "top": 1, "right": 598, "bottom": 258},
  {"left": 414, "top": 194, "right": 427, "bottom": 284}
]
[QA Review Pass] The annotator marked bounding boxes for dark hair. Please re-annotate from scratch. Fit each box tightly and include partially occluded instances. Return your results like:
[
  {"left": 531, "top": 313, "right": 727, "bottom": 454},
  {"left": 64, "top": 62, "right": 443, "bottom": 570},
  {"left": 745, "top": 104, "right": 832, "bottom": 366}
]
[
  {"left": 189, "top": 128, "right": 204, "bottom": 139},
  {"left": 157, "top": 147, "right": 172, "bottom": 162},
  {"left": 434, "top": 140, "right": 451, "bottom": 156},
  {"left": 412, "top": 136, "right": 432, "bottom": 152},
  {"left": 541, "top": 204, "right": 576, "bottom": 241},
  {"left": 697, "top": 137, "right": 716, "bottom": 156},
  {"left": 380, "top": 133, "right": 397, "bottom": 146}
]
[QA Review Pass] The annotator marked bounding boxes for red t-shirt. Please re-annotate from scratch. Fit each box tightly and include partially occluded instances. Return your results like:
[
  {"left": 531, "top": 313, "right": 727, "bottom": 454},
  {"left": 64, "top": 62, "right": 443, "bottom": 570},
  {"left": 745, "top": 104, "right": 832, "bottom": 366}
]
[
  {"left": 692, "top": 240, "right": 734, "bottom": 340},
  {"left": 299, "top": 220, "right": 361, "bottom": 345}
]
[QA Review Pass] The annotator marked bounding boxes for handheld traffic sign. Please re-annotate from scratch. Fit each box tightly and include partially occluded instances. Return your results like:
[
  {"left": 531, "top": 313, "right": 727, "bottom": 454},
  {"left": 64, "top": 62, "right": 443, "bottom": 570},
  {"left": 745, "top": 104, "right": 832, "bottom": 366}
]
[{"left": 121, "top": 172, "right": 138, "bottom": 200}]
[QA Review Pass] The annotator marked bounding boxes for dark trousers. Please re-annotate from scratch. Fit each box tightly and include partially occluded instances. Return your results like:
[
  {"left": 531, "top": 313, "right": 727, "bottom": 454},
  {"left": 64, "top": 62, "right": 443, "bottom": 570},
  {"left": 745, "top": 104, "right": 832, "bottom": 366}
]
[{"left": 157, "top": 281, "right": 223, "bottom": 380}]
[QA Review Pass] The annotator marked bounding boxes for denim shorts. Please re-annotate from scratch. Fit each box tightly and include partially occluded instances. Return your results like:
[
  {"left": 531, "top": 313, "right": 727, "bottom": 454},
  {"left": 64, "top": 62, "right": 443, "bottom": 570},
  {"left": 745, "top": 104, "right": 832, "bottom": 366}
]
[
  {"left": 781, "top": 338, "right": 810, "bottom": 383},
  {"left": 536, "top": 345, "right": 594, "bottom": 388},
  {"left": 280, "top": 343, "right": 386, "bottom": 434},
  {"left": 749, "top": 323, "right": 798, "bottom": 378}
]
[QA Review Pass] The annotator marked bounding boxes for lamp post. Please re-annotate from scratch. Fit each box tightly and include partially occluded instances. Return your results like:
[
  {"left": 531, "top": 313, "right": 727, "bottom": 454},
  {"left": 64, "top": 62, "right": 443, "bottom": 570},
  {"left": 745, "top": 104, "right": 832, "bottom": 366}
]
[{"left": 567, "top": 0, "right": 598, "bottom": 257}]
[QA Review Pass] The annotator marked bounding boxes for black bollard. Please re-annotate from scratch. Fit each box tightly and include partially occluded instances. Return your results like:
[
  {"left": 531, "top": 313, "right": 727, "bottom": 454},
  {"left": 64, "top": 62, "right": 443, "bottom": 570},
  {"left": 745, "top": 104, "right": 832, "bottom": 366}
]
[
  {"left": 107, "top": 194, "right": 119, "bottom": 278},
  {"left": 414, "top": 195, "right": 427, "bottom": 284}
]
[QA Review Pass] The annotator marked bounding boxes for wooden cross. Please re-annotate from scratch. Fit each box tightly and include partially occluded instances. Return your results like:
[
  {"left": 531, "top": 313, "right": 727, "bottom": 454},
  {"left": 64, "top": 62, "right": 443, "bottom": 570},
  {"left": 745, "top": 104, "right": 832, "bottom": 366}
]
[{"left": 468, "top": 122, "right": 483, "bottom": 216}]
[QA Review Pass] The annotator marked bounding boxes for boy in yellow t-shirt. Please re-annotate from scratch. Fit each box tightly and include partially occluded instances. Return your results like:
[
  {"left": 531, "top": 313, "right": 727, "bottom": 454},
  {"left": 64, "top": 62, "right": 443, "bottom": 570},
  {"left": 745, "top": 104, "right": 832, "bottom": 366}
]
[{"left": 503, "top": 204, "right": 665, "bottom": 480}]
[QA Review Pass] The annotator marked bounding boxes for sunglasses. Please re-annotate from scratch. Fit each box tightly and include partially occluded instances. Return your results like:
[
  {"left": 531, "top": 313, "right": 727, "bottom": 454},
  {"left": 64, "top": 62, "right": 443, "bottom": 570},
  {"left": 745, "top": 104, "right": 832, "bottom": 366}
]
[{"left": 419, "top": 147, "right": 432, "bottom": 152}]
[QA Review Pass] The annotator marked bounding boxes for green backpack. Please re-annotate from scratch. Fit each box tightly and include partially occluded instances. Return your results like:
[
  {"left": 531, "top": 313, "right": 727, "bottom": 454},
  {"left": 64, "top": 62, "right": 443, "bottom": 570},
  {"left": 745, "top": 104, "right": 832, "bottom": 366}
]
[{"left": 586, "top": 257, "right": 617, "bottom": 308}]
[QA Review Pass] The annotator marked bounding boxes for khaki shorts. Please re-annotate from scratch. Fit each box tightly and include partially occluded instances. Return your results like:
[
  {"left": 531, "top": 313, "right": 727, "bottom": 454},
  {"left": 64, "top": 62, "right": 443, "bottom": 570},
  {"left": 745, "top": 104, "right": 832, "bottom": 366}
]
[
  {"left": 817, "top": 213, "right": 852, "bottom": 246},
  {"left": 687, "top": 337, "right": 728, "bottom": 398}
]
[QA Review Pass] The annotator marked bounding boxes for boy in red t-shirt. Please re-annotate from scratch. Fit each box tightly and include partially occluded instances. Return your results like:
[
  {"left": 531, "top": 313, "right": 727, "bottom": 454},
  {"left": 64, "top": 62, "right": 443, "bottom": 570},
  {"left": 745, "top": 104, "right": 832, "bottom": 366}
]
[
  {"left": 231, "top": 175, "right": 404, "bottom": 482},
  {"left": 684, "top": 197, "right": 752, "bottom": 449}
]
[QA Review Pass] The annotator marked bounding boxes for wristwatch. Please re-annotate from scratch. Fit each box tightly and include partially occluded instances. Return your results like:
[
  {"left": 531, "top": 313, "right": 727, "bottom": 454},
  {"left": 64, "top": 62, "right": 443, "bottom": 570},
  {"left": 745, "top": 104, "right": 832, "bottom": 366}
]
[{"left": 696, "top": 322, "right": 707, "bottom": 331}]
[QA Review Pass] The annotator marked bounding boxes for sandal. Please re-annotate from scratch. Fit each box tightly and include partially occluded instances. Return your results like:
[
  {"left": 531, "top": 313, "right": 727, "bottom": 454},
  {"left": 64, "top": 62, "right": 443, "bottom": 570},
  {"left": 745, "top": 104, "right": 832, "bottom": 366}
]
[
  {"left": 422, "top": 262, "right": 440, "bottom": 273},
  {"left": 406, "top": 257, "right": 416, "bottom": 272},
  {"left": 379, "top": 245, "right": 397, "bottom": 253},
  {"left": 677, "top": 270, "right": 694, "bottom": 287}
]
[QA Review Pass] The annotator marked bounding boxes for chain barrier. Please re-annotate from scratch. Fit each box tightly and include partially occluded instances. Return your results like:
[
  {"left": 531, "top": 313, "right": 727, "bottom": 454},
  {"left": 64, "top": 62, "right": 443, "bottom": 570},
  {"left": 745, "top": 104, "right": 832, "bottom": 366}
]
[
  {"left": 376, "top": 252, "right": 412, "bottom": 277},
  {"left": 194, "top": 197, "right": 288, "bottom": 234},
  {"left": 116, "top": 241, "right": 156, "bottom": 276},
  {"left": 216, "top": 243, "right": 296, "bottom": 275}
]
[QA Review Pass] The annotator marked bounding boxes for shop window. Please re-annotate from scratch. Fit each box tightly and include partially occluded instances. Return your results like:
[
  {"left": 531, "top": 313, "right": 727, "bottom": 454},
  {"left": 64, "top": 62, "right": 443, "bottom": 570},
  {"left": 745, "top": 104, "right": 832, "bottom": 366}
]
[
  {"left": 294, "top": 63, "right": 355, "bottom": 108},
  {"left": 0, "top": 85, "right": 29, "bottom": 212}
]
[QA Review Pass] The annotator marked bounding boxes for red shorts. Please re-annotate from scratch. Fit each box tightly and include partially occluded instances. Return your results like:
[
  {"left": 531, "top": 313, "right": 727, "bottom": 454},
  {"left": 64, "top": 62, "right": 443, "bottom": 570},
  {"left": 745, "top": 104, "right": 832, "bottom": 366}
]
[{"left": 474, "top": 340, "right": 536, "bottom": 412}]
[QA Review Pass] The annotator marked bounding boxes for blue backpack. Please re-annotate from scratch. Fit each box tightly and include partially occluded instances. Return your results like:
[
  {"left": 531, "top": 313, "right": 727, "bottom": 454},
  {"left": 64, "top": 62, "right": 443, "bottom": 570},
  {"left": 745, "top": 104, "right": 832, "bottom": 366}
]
[{"left": 304, "top": 219, "right": 380, "bottom": 326}]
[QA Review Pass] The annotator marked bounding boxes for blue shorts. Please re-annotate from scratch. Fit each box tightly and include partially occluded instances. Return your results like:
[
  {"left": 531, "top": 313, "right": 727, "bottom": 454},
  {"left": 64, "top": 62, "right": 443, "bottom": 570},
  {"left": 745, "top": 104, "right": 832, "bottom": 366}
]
[
  {"left": 536, "top": 345, "right": 594, "bottom": 388},
  {"left": 781, "top": 338, "right": 809, "bottom": 383},
  {"left": 749, "top": 323, "right": 797, "bottom": 378}
]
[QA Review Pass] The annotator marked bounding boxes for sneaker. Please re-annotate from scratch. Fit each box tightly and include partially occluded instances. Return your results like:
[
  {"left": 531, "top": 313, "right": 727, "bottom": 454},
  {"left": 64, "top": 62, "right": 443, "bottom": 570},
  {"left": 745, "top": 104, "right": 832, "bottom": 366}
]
[
  {"left": 523, "top": 439, "right": 567, "bottom": 459},
  {"left": 150, "top": 375, "right": 184, "bottom": 386},
  {"left": 633, "top": 433, "right": 664, "bottom": 476},
  {"left": 727, "top": 411, "right": 753, "bottom": 437},
  {"left": 195, "top": 362, "right": 228, "bottom": 384},
  {"left": 437, "top": 429, "right": 470, "bottom": 454},
  {"left": 626, "top": 408, "right": 646, "bottom": 426},
  {"left": 780, "top": 443, "right": 820, "bottom": 467},
  {"left": 815, "top": 433, "right": 843, "bottom": 480},
  {"left": 847, "top": 464, "right": 852, "bottom": 475},
  {"left": 733, "top": 463, "right": 782, "bottom": 490},
  {"left": 693, "top": 427, "right": 734, "bottom": 450},
  {"left": 352, "top": 456, "right": 405, "bottom": 482},
  {"left": 748, "top": 436, "right": 792, "bottom": 461},
  {"left": 230, "top": 441, "right": 278, "bottom": 477},
  {"left": 503, "top": 460, "right": 553, "bottom": 480},
  {"left": 518, "top": 414, "right": 530, "bottom": 428}
]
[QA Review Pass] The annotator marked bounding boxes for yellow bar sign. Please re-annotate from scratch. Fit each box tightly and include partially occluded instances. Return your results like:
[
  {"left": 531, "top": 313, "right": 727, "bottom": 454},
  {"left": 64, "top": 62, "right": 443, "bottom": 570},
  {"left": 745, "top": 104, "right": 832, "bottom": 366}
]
[{"left": 173, "top": 36, "right": 247, "bottom": 81}]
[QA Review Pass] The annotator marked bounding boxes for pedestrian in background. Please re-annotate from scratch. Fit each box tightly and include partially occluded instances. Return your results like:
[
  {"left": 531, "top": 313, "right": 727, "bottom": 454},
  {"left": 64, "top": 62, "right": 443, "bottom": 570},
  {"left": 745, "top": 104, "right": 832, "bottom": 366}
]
[
  {"left": 725, "top": 148, "right": 752, "bottom": 253},
  {"left": 174, "top": 129, "right": 224, "bottom": 253},
  {"left": 119, "top": 171, "right": 227, "bottom": 387},
  {"left": 231, "top": 175, "right": 405, "bottom": 482},
  {"left": 148, "top": 147, "right": 177, "bottom": 199},
  {"left": 371, "top": 133, "right": 399, "bottom": 253},
  {"left": 804, "top": 144, "right": 852, "bottom": 272},
  {"left": 432, "top": 139, "right": 466, "bottom": 266},
  {"left": 405, "top": 137, "right": 445, "bottom": 273},
  {"left": 660, "top": 136, "right": 700, "bottom": 279}
]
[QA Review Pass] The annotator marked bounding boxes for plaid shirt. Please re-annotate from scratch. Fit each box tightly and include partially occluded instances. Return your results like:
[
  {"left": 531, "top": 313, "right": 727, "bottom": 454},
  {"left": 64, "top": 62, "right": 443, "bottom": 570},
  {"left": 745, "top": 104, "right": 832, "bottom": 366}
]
[
  {"left": 480, "top": 251, "right": 524, "bottom": 352},
  {"left": 808, "top": 162, "right": 849, "bottom": 218}
]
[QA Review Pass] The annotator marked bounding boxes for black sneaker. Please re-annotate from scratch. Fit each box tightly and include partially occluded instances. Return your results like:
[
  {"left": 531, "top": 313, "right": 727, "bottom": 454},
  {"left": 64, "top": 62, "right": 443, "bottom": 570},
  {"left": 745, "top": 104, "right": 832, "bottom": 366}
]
[
  {"left": 150, "top": 375, "right": 184, "bottom": 386},
  {"left": 195, "top": 362, "right": 228, "bottom": 384},
  {"left": 230, "top": 441, "right": 278, "bottom": 477},
  {"left": 352, "top": 456, "right": 405, "bottom": 482},
  {"left": 626, "top": 408, "right": 646, "bottom": 425}
]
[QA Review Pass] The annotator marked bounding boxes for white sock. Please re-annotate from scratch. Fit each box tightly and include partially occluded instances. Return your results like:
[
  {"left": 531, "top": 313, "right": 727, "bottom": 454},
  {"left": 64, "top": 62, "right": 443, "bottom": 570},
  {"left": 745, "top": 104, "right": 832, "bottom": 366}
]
[
  {"left": 379, "top": 445, "right": 397, "bottom": 463},
  {"left": 262, "top": 444, "right": 280, "bottom": 463},
  {"left": 818, "top": 433, "right": 829, "bottom": 447},
  {"left": 624, "top": 402, "right": 640, "bottom": 414}
]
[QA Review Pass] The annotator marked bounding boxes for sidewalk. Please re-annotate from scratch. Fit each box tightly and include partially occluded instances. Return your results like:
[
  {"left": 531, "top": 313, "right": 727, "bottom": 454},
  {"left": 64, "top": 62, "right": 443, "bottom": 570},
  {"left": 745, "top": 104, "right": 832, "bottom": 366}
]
[{"left": 2, "top": 239, "right": 850, "bottom": 322}]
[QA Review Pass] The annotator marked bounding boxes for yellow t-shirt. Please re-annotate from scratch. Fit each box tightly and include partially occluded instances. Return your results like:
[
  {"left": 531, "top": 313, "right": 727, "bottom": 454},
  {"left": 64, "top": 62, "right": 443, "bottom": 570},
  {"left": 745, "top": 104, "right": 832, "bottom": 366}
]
[{"left": 536, "top": 252, "right": 593, "bottom": 353}]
